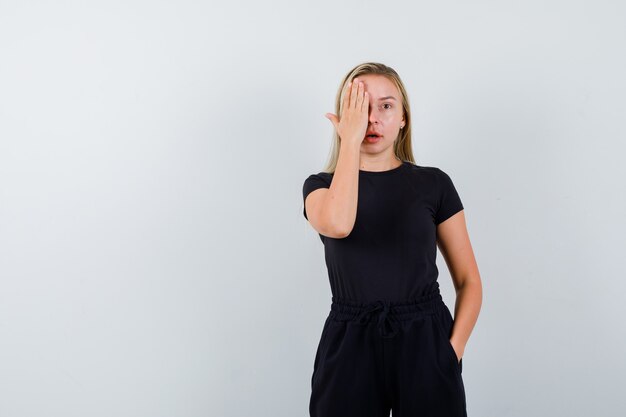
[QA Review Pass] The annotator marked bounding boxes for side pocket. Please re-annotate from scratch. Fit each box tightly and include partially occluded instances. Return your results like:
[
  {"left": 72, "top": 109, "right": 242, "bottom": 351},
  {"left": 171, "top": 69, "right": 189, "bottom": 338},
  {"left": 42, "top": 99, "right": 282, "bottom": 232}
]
[
  {"left": 435, "top": 307, "right": 461, "bottom": 372},
  {"left": 311, "top": 314, "right": 333, "bottom": 388}
]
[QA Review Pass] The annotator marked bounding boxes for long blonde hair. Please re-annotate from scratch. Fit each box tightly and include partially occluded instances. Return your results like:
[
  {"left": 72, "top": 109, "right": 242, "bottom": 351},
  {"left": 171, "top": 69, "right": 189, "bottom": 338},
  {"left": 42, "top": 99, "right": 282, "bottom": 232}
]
[{"left": 322, "top": 62, "right": 415, "bottom": 173}]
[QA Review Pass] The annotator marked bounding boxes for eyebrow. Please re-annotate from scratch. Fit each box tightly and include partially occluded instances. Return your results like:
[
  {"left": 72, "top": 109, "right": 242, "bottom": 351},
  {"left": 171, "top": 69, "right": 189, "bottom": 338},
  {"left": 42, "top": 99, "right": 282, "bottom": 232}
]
[{"left": 377, "top": 96, "right": 397, "bottom": 101}]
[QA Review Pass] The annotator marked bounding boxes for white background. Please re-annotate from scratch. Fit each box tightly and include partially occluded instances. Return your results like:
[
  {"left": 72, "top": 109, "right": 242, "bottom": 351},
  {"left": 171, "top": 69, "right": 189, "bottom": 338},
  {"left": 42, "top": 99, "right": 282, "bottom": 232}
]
[{"left": 1, "top": 1, "right": 625, "bottom": 416}]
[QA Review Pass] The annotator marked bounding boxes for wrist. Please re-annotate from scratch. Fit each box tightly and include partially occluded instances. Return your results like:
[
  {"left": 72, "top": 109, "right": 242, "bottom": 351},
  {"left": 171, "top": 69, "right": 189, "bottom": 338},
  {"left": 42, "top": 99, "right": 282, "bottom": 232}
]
[{"left": 339, "top": 139, "right": 362, "bottom": 153}]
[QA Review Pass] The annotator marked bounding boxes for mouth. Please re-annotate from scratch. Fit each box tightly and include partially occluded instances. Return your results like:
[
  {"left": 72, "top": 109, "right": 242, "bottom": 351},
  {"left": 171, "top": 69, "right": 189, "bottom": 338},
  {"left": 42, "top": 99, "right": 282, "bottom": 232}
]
[
  {"left": 364, "top": 134, "right": 382, "bottom": 143},
  {"left": 365, "top": 133, "right": 382, "bottom": 138}
]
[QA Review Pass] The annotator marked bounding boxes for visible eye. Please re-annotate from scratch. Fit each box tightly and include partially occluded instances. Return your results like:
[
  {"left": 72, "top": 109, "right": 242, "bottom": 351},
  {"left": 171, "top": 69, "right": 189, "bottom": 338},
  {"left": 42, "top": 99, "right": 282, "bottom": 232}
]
[{"left": 382, "top": 103, "right": 392, "bottom": 109}]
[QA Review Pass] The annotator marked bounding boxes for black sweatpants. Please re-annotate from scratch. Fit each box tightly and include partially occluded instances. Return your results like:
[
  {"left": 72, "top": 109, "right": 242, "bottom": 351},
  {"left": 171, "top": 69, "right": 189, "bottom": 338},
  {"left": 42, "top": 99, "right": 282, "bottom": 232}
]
[{"left": 309, "top": 290, "right": 467, "bottom": 417}]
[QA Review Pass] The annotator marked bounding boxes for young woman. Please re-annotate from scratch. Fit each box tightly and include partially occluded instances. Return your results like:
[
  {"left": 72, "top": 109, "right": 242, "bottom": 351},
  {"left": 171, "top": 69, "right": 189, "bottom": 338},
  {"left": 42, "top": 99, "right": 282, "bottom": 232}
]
[{"left": 302, "top": 62, "right": 482, "bottom": 417}]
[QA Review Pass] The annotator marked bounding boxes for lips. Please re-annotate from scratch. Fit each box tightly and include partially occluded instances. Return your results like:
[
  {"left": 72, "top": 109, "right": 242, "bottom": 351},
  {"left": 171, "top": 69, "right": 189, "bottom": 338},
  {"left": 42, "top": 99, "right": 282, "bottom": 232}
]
[{"left": 366, "top": 132, "right": 382, "bottom": 138}]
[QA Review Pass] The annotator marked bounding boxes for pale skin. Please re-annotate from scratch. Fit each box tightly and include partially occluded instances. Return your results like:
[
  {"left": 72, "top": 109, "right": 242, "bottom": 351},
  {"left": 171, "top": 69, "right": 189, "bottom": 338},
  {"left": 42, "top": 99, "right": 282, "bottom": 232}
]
[
  {"left": 436, "top": 210, "right": 482, "bottom": 362},
  {"left": 305, "top": 74, "right": 482, "bottom": 362}
]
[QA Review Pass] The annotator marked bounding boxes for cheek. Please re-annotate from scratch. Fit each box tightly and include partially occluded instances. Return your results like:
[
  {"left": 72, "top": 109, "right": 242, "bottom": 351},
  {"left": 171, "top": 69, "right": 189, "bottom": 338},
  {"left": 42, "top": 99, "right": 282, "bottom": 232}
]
[{"left": 380, "top": 112, "right": 401, "bottom": 125}]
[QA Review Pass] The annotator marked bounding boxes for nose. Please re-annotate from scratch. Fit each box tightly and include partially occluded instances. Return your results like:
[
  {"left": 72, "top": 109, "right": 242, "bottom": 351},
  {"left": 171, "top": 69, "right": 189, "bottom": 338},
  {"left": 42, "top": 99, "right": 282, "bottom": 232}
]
[{"left": 368, "top": 106, "right": 380, "bottom": 125}]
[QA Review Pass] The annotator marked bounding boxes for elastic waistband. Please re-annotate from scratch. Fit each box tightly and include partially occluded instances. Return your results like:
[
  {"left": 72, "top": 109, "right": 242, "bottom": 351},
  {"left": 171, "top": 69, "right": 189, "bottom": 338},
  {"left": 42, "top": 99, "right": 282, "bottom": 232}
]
[
  {"left": 330, "top": 291, "right": 443, "bottom": 320},
  {"left": 329, "top": 290, "right": 444, "bottom": 338}
]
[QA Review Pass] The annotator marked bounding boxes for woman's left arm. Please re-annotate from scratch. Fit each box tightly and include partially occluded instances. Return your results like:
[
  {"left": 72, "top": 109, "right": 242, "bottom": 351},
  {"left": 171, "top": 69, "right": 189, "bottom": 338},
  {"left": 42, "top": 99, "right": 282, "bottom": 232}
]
[{"left": 436, "top": 210, "right": 483, "bottom": 361}]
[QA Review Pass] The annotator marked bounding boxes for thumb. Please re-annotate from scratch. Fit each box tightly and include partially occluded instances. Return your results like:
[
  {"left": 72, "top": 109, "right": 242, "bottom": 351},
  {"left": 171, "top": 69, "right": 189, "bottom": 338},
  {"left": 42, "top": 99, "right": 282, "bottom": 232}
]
[{"left": 325, "top": 113, "right": 339, "bottom": 130}]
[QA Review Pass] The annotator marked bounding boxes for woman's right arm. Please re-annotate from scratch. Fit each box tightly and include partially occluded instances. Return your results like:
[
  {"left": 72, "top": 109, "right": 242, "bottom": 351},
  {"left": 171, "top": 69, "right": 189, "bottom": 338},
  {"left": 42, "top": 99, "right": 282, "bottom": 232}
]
[{"left": 305, "top": 78, "right": 369, "bottom": 238}]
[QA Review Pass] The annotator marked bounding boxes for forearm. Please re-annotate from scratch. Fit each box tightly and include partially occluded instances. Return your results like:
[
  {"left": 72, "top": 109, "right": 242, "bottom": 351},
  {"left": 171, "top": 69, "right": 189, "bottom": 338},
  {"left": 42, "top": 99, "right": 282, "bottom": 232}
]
[
  {"left": 450, "top": 277, "right": 482, "bottom": 356},
  {"left": 321, "top": 142, "right": 361, "bottom": 236}
]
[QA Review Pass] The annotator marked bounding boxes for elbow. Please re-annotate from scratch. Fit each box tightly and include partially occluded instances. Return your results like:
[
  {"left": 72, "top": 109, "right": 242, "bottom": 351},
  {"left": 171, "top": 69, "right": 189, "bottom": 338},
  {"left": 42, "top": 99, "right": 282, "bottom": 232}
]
[
  {"left": 329, "top": 219, "right": 353, "bottom": 238},
  {"left": 334, "top": 227, "right": 351, "bottom": 239},
  {"left": 316, "top": 218, "right": 352, "bottom": 239},
  {"left": 317, "top": 206, "right": 354, "bottom": 238}
]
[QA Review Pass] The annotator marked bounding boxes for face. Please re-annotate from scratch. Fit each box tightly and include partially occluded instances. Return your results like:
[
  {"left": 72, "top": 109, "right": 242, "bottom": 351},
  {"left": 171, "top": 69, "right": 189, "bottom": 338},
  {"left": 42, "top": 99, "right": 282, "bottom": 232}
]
[{"left": 357, "top": 74, "right": 405, "bottom": 151}]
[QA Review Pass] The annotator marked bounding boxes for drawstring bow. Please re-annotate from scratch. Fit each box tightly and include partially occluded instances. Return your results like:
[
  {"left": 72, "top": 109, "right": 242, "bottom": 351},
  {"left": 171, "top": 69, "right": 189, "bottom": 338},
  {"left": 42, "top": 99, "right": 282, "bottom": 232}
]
[{"left": 355, "top": 300, "right": 400, "bottom": 338}]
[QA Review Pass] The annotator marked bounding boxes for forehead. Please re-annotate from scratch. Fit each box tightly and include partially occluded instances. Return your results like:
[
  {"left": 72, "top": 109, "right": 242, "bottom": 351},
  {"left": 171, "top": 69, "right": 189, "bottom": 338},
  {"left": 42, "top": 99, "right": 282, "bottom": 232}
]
[{"left": 354, "top": 74, "right": 399, "bottom": 98}]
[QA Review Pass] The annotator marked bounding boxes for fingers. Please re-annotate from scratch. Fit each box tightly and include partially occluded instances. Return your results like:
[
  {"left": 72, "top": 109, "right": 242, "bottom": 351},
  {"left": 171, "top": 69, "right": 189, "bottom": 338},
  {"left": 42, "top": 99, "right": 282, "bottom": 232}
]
[
  {"left": 359, "top": 87, "right": 368, "bottom": 112},
  {"left": 352, "top": 79, "right": 368, "bottom": 112},
  {"left": 356, "top": 80, "right": 363, "bottom": 108},
  {"left": 342, "top": 81, "right": 352, "bottom": 114},
  {"left": 338, "top": 77, "right": 368, "bottom": 123},
  {"left": 349, "top": 78, "right": 359, "bottom": 109}
]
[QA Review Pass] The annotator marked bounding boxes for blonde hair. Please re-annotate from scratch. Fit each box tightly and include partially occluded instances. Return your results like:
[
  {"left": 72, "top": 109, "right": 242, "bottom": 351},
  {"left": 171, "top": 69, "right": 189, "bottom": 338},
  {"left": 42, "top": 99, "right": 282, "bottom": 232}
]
[{"left": 322, "top": 62, "right": 415, "bottom": 173}]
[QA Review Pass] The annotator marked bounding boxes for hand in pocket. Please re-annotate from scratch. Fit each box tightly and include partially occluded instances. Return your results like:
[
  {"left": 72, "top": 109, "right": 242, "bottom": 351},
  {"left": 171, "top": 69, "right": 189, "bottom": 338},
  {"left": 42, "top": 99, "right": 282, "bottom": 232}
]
[{"left": 449, "top": 338, "right": 464, "bottom": 363}]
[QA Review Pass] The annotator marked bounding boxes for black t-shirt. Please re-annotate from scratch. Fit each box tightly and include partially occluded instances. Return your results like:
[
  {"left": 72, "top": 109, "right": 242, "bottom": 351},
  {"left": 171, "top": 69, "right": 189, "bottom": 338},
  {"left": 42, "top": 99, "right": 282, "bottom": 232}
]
[{"left": 302, "top": 160, "right": 464, "bottom": 304}]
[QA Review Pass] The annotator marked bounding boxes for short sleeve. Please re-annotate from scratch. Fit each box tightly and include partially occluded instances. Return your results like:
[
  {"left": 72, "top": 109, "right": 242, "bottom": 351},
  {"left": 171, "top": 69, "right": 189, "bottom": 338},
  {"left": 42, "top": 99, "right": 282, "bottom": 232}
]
[
  {"left": 434, "top": 168, "right": 464, "bottom": 225},
  {"left": 302, "top": 173, "right": 332, "bottom": 220}
]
